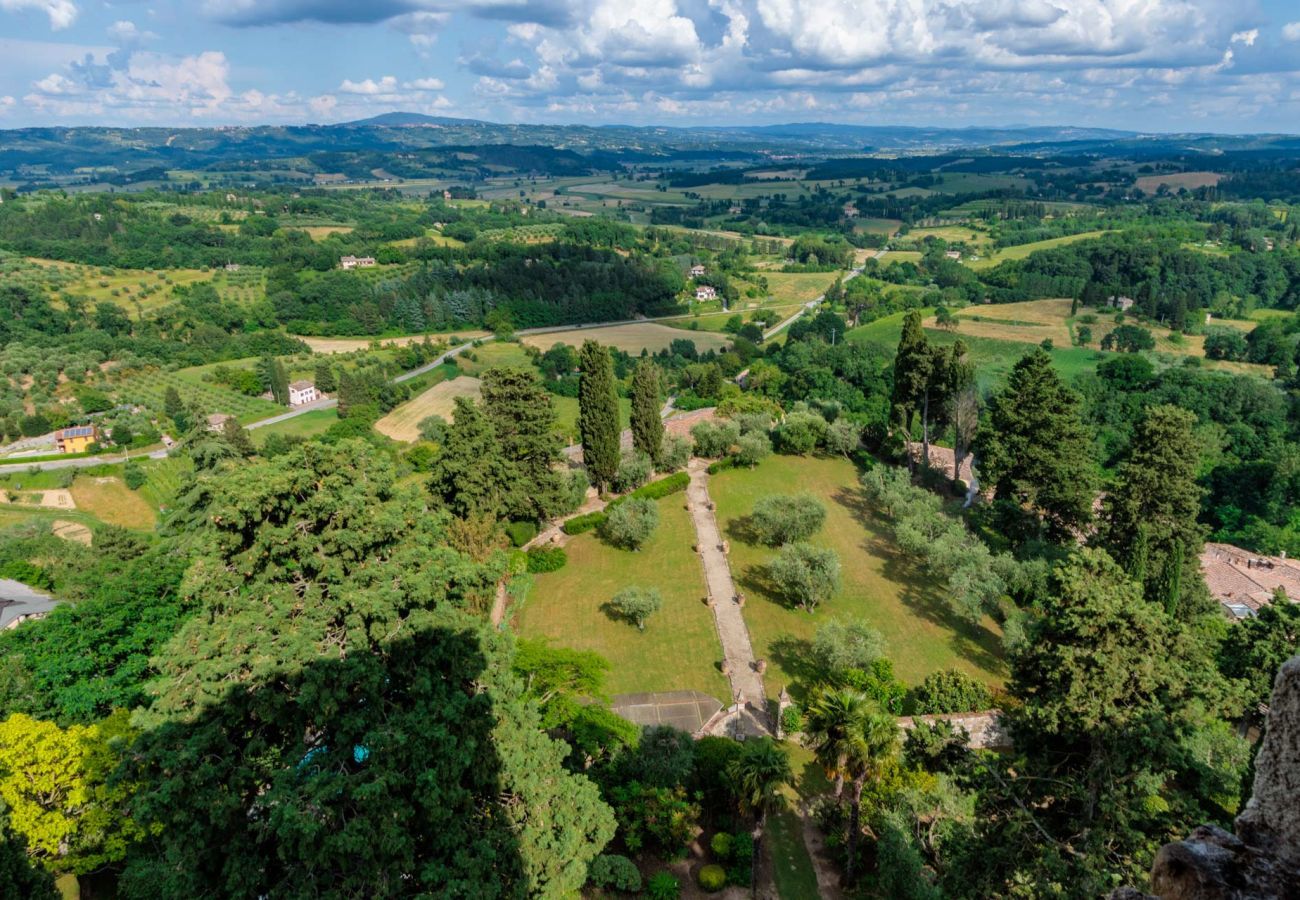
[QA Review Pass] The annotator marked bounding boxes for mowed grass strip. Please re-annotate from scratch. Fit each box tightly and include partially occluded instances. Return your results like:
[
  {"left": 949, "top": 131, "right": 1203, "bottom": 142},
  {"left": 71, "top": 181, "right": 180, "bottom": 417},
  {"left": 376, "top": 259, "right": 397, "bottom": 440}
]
[
  {"left": 69, "top": 476, "right": 157, "bottom": 530},
  {"left": 521, "top": 322, "right": 733, "bottom": 355},
  {"left": 761, "top": 271, "right": 840, "bottom": 304},
  {"left": 709, "top": 455, "right": 1006, "bottom": 693},
  {"left": 375, "top": 376, "right": 482, "bottom": 442},
  {"left": 515, "top": 499, "right": 729, "bottom": 701}
]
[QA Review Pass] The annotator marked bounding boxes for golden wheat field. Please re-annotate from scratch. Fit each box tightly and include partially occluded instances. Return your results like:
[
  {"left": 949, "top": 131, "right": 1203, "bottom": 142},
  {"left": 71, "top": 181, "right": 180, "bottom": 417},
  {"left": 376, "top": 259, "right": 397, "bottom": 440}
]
[{"left": 374, "top": 376, "right": 482, "bottom": 441}]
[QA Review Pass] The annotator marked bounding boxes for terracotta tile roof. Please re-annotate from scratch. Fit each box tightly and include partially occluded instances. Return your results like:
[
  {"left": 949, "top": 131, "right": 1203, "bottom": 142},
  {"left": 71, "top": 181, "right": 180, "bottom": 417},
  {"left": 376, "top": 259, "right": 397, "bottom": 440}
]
[{"left": 1201, "top": 542, "right": 1300, "bottom": 617}]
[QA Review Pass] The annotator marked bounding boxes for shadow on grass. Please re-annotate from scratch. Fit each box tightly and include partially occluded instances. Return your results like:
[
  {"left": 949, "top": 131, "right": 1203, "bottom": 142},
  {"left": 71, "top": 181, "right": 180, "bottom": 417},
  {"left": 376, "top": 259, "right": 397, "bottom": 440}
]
[
  {"left": 830, "top": 484, "right": 1008, "bottom": 680},
  {"left": 724, "top": 513, "right": 768, "bottom": 547},
  {"left": 736, "top": 561, "right": 803, "bottom": 613},
  {"left": 768, "top": 635, "right": 822, "bottom": 700}
]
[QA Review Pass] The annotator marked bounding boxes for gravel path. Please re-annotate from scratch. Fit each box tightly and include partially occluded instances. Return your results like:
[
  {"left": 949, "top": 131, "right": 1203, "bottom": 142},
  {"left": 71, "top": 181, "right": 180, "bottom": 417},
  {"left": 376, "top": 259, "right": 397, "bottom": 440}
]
[{"left": 685, "top": 459, "right": 770, "bottom": 733}]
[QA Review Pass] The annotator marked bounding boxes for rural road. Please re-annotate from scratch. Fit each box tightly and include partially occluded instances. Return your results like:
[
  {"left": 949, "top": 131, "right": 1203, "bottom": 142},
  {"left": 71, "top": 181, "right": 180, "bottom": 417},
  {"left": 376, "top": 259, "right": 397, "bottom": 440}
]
[
  {"left": 0, "top": 448, "right": 168, "bottom": 477},
  {"left": 762, "top": 261, "right": 868, "bottom": 340}
]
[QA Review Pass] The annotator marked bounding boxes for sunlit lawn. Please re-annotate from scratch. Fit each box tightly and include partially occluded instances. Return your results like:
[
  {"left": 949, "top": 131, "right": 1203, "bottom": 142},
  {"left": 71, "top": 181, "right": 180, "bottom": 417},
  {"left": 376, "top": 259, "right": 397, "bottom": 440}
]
[
  {"left": 514, "top": 498, "right": 729, "bottom": 701},
  {"left": 709, "top": 455, "right": 1007, "bottom": 697}
]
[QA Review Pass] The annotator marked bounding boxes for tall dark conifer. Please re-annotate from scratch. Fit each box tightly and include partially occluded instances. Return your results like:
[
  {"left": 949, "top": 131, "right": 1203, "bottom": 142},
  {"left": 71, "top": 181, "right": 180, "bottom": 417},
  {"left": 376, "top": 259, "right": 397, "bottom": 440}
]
[
  {"left": 480, "top": 367, "right": 565, "bottom": 520},
  {"left": 578, "top": 341, "right": 620, "bottom": 490},
  {"left": 629, "top": 359, "right": 664, "bottom": 465}
]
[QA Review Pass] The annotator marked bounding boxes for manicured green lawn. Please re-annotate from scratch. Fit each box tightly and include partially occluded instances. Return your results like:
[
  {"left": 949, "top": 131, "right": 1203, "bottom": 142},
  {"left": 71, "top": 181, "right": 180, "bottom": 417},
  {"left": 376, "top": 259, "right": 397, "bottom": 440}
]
[
  {"left": 768, "top": 807, "right": 821, "bottom": 899},
  {"left": 709, "top": 455, "right": 1006, "bottom": 695},
  {"left": 514, "top": 498, "right": 729, "bottom": 701}
]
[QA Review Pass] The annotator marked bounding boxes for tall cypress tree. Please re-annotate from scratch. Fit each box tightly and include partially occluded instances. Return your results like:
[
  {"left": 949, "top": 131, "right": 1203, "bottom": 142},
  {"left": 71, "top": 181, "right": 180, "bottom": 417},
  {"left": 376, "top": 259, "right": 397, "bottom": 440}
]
[
  {"left": 578, "top": 341, "right": 620, "bottom": 490},
  {"left": 890, "top": 310, "right": 934, "bottom": 469},
  {"left": 428, "top": 396, "right": 514, "bottom": 519},
  {"left": 630, "top": 359, "right": 664, "bottom": 465},
  {"left": 270, "top": 360, "right": 290, "bottom": 406},
  {"left": 974, "top": 348, "right": 1096, "bottom": 540},
  {"left": 480, "top": 367, "right": 566, "bottom": 520},
  {"left": 1099, "top": 404, "right": 1205, "bottom": 612}
]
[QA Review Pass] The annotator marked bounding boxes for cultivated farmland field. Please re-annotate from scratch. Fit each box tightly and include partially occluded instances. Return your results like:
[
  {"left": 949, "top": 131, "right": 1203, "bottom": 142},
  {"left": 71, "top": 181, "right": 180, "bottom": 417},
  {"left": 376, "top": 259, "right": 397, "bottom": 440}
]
[
  {"left": 374, "top": 376, "right": 482, "bottom": 441},
  {"left": 295, "top": 332, "right": 486, "bottom": 354},
  {"left": 966, "top": 231, "right": 1111, "bottom": 269},
  {"left": 521, "top": 322, "right": 733, "bottom": 354}
]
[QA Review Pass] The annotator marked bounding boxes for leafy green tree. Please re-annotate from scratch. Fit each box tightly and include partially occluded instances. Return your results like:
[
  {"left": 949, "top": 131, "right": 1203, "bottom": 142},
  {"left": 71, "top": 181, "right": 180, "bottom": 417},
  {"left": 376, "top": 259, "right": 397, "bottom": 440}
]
[
  {"left": 588, "top": 854, "right": 641, "bottom": 892},
  {"left": 607, "top": 586, "right": 663, "bottom": 630},
  {"left": 313, "top": 360, "right": 337, "bottom": 393},
  {"left": 220, "top": 416, "right": 255, "bottom": 458},
  {"left": 810, "top": 618, "right": 887, "bottom": 679},
  {"left": 734, "top": 430, "right": 772, "bottom": 468},
  {"left": 600, "top": 498, "right": 659, "bottom": 550},
  {"left": 691, "top": 420, "right": 740, "bottom": 458},
  {"left": 1100, "top": 404, "right": 1206, "bottom": 614},
  {"left": 1217, "top": 596, "right": 1300, "bottom": 712},
  {"left": 428, "top": 396, "right": 515, "bottom": 519},
  {"left": 974, "top": 348, "right": 1096, "bottom": 540},
  {"left": 0, "top": 548, "right": 188, "bottom": 725},
  {"left": 774, "top": 410, "right": 826, "bottom": 455},
  {"left": 608, "top": 782, "right": 699, "bottom": 856},
  {"left": 124, "top": 441, "right": 612, "bottom": 897},
  {"left": 579, "top": 341, "right": 620, "bottom": 490},
  {"left": 630, "top": 359, "right": 664, "bottom": 464},
  {"left": 0, "top": 711, "right": 144, "bottom": 878},
  {"left": 954, "top": 548, "right": 1239, "bottom": 895},
  {"left": 750, "top": 493, "right": 827, "bottom": 546},
  {"left": 480, "top": 366, "right": 567, "bottom": 520},
  {"left": 768, "top": 542, "right": 840, "bottom": 611}
]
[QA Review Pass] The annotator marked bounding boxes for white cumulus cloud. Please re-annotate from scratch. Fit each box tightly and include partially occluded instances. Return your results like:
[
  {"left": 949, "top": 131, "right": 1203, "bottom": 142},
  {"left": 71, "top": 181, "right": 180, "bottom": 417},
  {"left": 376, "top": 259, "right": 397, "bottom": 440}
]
[
  {"left": 0, "top": 0, "right": 77, "bottom": 30},
  {"left": 404, "top": 77, "right": 446, "bottom": 90},
  {"left": 339, "top": 75, "right": 399, "bottom": 94},
  {"left": 1283, "top": 22, "right": 1300, "bottom": 42}
]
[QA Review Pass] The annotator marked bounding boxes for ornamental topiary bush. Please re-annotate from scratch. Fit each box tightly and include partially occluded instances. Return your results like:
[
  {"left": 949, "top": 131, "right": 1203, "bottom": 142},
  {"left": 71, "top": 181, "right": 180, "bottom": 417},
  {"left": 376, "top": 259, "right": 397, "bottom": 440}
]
[{"left": 697, "top": 864, "right": 726, "bottom": 892}]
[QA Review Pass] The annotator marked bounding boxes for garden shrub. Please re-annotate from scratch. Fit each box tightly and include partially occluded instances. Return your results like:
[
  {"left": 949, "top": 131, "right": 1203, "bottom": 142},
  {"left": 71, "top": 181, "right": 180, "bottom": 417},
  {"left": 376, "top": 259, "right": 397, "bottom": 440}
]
[
  {"left": 774, "top": 410, "right": 827, "bottom": 455},
  {"left": 709, "top": 832, "right": 733, "bottom": 860},
  {"left": 124, "top": 462, "right": 147, "bottom": 490},
  {"left": 587, "top": 854, "right": 641, "bottom": 893},
  {"left": 525, "top": 546, "right": 567, "bottom": 574},
  {"left": 706, "top": 456, "right": 738, "bottom": 475},
  {"left": 647, "top": 872, "right": 681, "bottom": 900},
  {"left": 697, "top": 864, "right": 726, "bottom": 893},
  {"left": 613, "top": 452, "right": 652, "bottom": 494},
  {"left": 505, "top": 520, "right": 538, "bottom": 548},
  {"left": 780, "top": 703, "right": 803, "bottom": 734},
  {"left": 727, "top": 832, "right": 754, "bottom": 886},
  {"left": 912, "top": 668, "right": 993, "bottom": 714},
  {"left": 691, "top": 420, "right": 740, "bottom": 458}
]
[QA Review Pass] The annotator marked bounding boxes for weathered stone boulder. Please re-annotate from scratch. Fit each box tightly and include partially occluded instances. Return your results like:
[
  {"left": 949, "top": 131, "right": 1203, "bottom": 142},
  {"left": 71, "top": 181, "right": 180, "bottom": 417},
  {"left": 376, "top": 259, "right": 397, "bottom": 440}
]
[{"left": 1115, "top": 655, "right": 1300, "bottom": 900}]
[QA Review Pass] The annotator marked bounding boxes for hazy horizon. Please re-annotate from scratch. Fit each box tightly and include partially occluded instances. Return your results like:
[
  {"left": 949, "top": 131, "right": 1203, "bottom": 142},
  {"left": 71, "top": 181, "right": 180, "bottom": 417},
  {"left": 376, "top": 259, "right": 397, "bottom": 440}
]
[{"left": 1, "top": 1, "right": 1298, "bottom": 132}]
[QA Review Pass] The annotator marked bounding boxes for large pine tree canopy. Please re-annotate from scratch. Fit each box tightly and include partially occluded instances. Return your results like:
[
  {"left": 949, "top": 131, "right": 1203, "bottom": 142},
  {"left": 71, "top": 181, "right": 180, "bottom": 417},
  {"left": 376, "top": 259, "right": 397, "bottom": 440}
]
[{"left": 116, "top": 440, "right": 613, "bottom": 896}]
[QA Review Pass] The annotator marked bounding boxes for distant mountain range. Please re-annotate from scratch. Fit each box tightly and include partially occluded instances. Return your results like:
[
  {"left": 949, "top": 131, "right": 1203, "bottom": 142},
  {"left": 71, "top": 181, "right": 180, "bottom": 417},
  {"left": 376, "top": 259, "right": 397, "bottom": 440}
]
[{"left": 1, "top": 113, "right": 1297, "bottom": 180}]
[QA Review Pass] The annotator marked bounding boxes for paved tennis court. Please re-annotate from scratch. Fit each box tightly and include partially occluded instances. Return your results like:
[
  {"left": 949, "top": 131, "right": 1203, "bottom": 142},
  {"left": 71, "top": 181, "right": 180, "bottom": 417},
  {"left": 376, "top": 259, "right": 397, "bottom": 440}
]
[{"left": 610, "top": 690, "right": 723, "bottom": 733}]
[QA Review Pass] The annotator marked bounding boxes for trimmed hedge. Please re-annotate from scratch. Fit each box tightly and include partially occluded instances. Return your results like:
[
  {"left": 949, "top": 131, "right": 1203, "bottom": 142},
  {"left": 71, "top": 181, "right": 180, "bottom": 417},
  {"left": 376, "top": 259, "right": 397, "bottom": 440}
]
[
  {"left": 627, "top": 471, "right": 689, "bottom": 502},
  {"left": 560, "top": 472, "right": 689, "bottom": 535},
  {"left": 707, "top": 457, "right": 738, "bottom": 475},
  {"left": 525, "top": 547, "right": 567, "bottom": 573},
  {"left": 505, "top": 520, "right": 539, "bottom": 548},
  {"left": 698, "top": 864, "right": 726, "bottom": 893}
]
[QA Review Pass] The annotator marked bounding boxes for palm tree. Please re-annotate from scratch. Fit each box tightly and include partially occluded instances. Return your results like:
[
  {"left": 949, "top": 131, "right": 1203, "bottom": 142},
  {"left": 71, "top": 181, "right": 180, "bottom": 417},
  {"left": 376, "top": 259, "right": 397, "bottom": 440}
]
[
  {"left": 843, "top": 712, "right": 900, "bottom": 883},
  {"left": 727, "top": 737, "right": 793, "bottom": 836},
  {"left": 802, "top": 686, "right": 872, "bottom": 800}
]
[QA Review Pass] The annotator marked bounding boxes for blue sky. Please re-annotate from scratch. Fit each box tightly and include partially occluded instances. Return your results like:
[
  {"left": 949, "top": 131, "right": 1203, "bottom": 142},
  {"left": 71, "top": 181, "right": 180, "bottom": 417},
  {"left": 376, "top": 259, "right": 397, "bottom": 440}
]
[{"left": 1, "top": 0, "right": 1298, "bottom": 131}]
